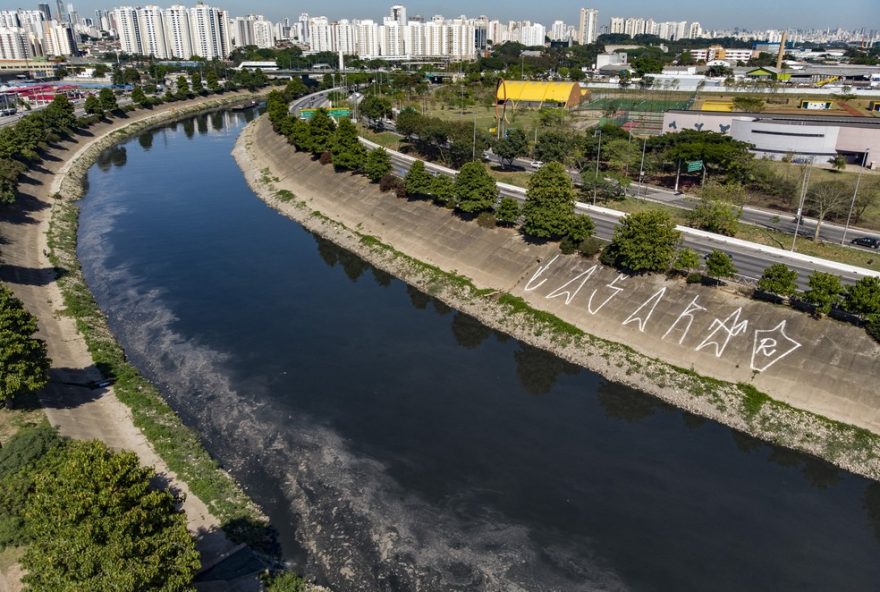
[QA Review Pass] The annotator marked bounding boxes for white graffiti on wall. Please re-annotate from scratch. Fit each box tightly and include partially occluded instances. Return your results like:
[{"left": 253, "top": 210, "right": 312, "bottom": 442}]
[
  {"left": 662, "top": 295, "right": 707, "bottom": 345},
  {"left": 751, "top": 321, "right": 802, "bottom": 372},
  {"left": 588, "top": 274, "right": 627, "bottom": 315},
  {"left": 521, "top": 259, "right": 804, "bottom": 374},
  {"left": 696, "top": 308, "right": 749, "bottom": 358},
  {"left": 623, "top": 287, "right": 667, "bottom": 333}
]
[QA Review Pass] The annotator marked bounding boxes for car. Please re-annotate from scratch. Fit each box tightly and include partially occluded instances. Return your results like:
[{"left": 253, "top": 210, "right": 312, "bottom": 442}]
[
  {"left": 851, "top": 236, "right": 880, "bottom": 249},
  {"left": 529, "top": 160, "right": 544, "bottom": 168}
]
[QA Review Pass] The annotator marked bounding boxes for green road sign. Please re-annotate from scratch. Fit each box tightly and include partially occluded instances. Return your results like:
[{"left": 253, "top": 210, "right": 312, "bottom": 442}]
[
  {"left": 686, "top": 160, "right": 703, "bottom": 173},
  {"left": 299, "top": 108, "right": 352, "bottom": 120}
]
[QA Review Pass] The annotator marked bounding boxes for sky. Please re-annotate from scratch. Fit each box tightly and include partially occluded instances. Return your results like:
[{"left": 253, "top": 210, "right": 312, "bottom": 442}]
[{"left": 63, "top": 0, "right": 878, "bottom": 31}]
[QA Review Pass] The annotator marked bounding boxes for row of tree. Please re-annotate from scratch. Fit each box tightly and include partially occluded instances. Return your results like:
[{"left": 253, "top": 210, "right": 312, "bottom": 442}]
[
  {"left": 0, "top": 424, "right": 200, "bottom": 591},
  {"left": 0, "top": 286, "right": 49, "bottom": 403},
  {"left": 0, "top": 95, "right": 77, "bottom": 203}
]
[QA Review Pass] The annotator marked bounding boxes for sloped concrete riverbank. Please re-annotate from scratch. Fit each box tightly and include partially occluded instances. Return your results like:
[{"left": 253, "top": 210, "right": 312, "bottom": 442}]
[{"left": 234, "top": 114, "right": 880, "bottom": 481}]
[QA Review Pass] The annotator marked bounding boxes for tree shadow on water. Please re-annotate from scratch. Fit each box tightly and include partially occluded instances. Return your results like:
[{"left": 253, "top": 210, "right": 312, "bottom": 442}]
[
  {"left": 450, "top": 312, "right": 491, "bottom": 349},
  {"left": 513, "top": 344, "right": 580, "bottom": 396},
  {"left": 596, "top": 380, "right": 668, "bottom": 423}
]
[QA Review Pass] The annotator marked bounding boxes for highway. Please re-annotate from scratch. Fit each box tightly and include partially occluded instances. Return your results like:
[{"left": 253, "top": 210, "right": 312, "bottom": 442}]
[{"left": 294, "top": 89, "right": 880, "bottom": 290}]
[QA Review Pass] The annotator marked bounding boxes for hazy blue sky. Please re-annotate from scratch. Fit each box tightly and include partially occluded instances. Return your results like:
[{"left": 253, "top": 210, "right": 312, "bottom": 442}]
[{"left": 69, "top": 0, "right": 877, "bottom": 30}]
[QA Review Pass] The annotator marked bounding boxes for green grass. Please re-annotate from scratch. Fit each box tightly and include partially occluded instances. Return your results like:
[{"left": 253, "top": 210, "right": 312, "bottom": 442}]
[
  {"left": 48, "top": 182, "right": 267, "bottom": 545},
  {"left": 736, "top": 224, "right": 880, "bottom": 272},
  {"left": 358, "top": 127, "right": 402, "bottom": 150},
  {"left": 497, "top": 293, "right": 584, "bottom": 338},
  {"left": 739, "top": 383, "right": 771, "bottom": 419},
  {"left": 276, "top": 189, "right": 295, "bottom": 202}
]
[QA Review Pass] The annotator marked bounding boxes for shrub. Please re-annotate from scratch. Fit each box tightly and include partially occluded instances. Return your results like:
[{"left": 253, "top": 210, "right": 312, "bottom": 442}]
[
  {"left": 565, "top": 214, "right": 594, "bottom": 244},
  {"left": 757, "top": 263, "right": 798, "bottom": 297},
  {"left": 495, "top": 197, "right": 520, "bottom": 226},
  {"left": 559, "top": 236, "right": 577, "bottom": 254},
  {"left": 686, "top": 272, "right": 703, "bottom": 284},
  {"left": 379, "top": 174, "right": 398, "bottom": 192},
  {"left": 476, "top": 211, "right": 496, "bottom": 228},
  {"left": 0, "top": 424, "right": 61, "bottom": 479},
  {"left": 578, "top": 237, "right": 604, "bottom": 258},
  {"left": 319, "top": 151, "right": 332, "bottom": 165},
  {"left": 394, "top": 182, "right": 407, "bottom": 199},
  {"left": 704, "top": 250, "right": 737, "bottom": 281},
  {"left": 867, "top": 319, "right": 880, "bottom": 343},
  {"left": 607, "top": 210, "right": 680, "bottom": 273},
  {"left": 804, "top": 272, "right": 843, "bottom": 316}
]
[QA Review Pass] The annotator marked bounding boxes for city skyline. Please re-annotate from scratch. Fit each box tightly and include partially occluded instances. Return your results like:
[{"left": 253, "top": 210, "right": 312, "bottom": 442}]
[{"left": 61, "top": 0, "right": 878, "bottom": 31}]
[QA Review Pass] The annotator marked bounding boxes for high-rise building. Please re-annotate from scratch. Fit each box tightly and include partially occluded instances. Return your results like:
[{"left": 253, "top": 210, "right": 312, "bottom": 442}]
[
  {"left": 112, "top": 6, "right": 142, "bottom": 54},
  {"left": 0, "top": 27, "right": 34, "bottom": 59},
  {"left": 688, "top": 21, "right": 702, "bottom": 39},
  {"left": 138, "top": 5, "right": 168, "bottom": 57},
  {"left": 38, "top": 4, "right": 52, "bottom": 21},
  {"left": 389, "top": 5, "right": 406, "bottom": 26},
  {"left": 609, "top": 17, "right": 624, "bottom": 35},
  {"left": 577, "top": 8, "right": 598, "bottom": 45},
  {"left": 164, "top": 5, "right": 192, "bottom": 58}
]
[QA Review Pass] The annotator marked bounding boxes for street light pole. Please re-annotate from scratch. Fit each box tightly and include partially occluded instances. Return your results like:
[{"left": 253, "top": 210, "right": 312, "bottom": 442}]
[
  {"left": 791, "top": 157, "right": 814, "bottom": 252},
  {"left": 593, "top": 128, "right": 602, "bottom": 205},
  {"left": 841, "top": 149, "right": 869, "bottom": 245},
  {"left": 638, "top": 135, "right": 647, "bottom": 196}
]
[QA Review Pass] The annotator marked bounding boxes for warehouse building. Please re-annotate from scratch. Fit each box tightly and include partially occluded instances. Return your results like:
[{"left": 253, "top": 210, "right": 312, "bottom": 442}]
[{"left": 495, "top": 80, "right": 589, "bottom": 110}]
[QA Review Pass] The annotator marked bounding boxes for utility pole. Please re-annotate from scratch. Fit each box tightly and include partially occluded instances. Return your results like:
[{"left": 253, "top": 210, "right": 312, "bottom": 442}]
[
  {"left": 791, "top": 157, "right": 814, "bottom": 252},
  {"left": 593, "top": 128, "right": 602, "bottom": 205},
  {"left": 841, "top": 149, "right": 869, "bottom": 245},
  {"left": 472, "top": 112, "right": 477, "bottom": 161},
  {"left": 673, "top": 159, "right": 682, "bottom": 193},
  {"left": 638, "top": 135, "right": 647, "bottom": 196}
]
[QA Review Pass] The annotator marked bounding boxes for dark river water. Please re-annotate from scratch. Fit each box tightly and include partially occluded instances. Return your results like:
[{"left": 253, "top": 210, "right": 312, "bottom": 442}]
[{"left": 77, "top": 110, "right": 880, "bottom": 591}]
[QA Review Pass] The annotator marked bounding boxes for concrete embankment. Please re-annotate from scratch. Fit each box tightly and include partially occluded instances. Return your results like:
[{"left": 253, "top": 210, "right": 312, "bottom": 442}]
[{"left": 235, "top": 114, "right": 880, "bottom": 480}]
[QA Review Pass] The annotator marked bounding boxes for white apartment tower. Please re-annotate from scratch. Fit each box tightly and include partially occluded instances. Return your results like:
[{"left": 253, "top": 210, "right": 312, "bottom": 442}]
[
  {"left": 164, "top": 5, "right": 192, "bottom": 58},
  {"left": 113, "top": 6, "right": 142, "bottom": 54},
  {"left": 0, "top": 27, "right": 34, "bottom": 59},
  {"left": 187, "top": 3, "right": 227, "bottom": 59},
  {"left": 389, "top": 5, "right": 406, "bottom": 26},
  {"left": 577, "top": 8, "right": 598, "bottom": 45},
  {"left": 138, "top": 5, "right": 168, "bottom": 58}
]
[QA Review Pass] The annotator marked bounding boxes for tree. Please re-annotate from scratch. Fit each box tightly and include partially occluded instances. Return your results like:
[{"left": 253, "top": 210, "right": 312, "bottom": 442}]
[
  {"left": 43, "top": 95, "right": 76, "bottom": 131},
  {"left": 674, "top": 248, "right": 701, "bottom": 274},
  {"left": 98, "top": 88, "right": 118, "bottom": 113},
  {"left": 330, "top": 118, "right": 365, "bottom": 171},
  {"left": 263, "top": 572, "right": 308, "bottom": 592},
  {"left": 607, "top": 210, "right": 681, "bottom": 273},
  {"left": 844, "top": 276, "right": 880, "bottom": 319},
  {"left": 564, "top": 214, "right": 594, "bottom": 245},
  {"left": 757, "top": 264, "right": 798, "bottom": 297},
  {"left": 0, "top": 158, "right": 25, "bottom": 203},
  {"left": 306, "top": 109, "right": 337, "bottom": 155},
  {"left": 699, "top": 179, "right": 748, "bottom": 205},
  {"left": 806, "top": 180, "right": 849, "bottom": 241},
  {"left": 828, "top": 154, "right": 846, "bottom": 172},
  {"left": 704, "top": 250, "right": 737, "bottom": 281},
  {"left": 534, "top": 130, "right": 578, "bottom": 166},
  {"left": 175, "top": 75, "right": 190, "bottom": 99},
  {"left": 522, "top": 162, "right": 576, "bottom": 239},
  {"left": 732, "top": 96, "right": 765, "bottom": 112},
  {"left": 404, "top": 160, "right": 433, "bottom": 197},
  {"left": 686, "top": 198, "right": 741, "bottom": 236},
  {"left": 84, "top": 94, "right": 103, "bottom": 116},
  {"left": 580, "top": 174, "right": 628, "bottom": 203},
  {"left": 803, "top": 271, "right": 843, "bottom": 316},
  {"left": 454, "top": 162, "right": 497, "bottom": 214},
  {"left": 206, "top": 69, "right": 220, "bottom": 92},
  {"left": 363, "top": 148, "right": 391, "bottom": 182},
  {"left": 430, "top": 174, "right": 454, "bottom": 204},
  {"left": 359, "top": 95, "right": 392, "bottom": 126},
  {"left": 493, "top": 128, "right": 528, "bottom": 169},
  {"left": 602, "top": 138, "right": 640, "bottom": 177},
  {"left": 21, "top": 441, "right": 200, "bottom": 592},
  {"left": 0, "top": 286, "right": 50, "bottom": 402},
  {"left": 191, "top": 71, "right": 204, "bottom": 94},
  {"left": 131, "top": 86, "right": 148, "bottom": 107},
  {"left": 495, "top": 197, "right": 520, "bottom": 226},
  {"left": 852, "top": 178, "right": 880, "bottom": 224}
]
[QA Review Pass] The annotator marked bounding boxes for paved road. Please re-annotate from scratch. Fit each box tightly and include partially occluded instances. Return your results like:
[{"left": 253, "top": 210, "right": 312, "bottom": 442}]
[
  {"left": 375, "top": 117, "right": 880, "bottom": 250},
  {"left": 291, "top": 90, "right": 880, "bottom": 290}
]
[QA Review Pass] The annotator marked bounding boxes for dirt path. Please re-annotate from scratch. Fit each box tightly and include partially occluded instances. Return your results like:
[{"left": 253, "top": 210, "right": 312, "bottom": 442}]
[{"left": 0, "top": 97, "right": 262, "bottom": 578}]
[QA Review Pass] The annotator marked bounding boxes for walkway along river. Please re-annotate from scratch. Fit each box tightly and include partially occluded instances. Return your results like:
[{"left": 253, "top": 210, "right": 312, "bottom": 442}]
[{"left": 76, "top": 109, "right": 880, "bottom": 591}]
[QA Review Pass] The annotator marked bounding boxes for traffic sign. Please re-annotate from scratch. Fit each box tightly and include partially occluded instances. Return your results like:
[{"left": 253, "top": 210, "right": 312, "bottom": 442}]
[{"left": 686, "top": 160, "right": 703, "bottom": 173}]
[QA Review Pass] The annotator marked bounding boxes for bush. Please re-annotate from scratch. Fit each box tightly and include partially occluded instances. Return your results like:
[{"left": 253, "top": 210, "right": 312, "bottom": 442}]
[
  {"left": 686, "top": 272, "right": 703, "bottom": 284},
  {"left": 495, "top": 197, "right": 520, "bottom": 226},
  {"left": 704, "top": 250, "right": 737, "bottom": 281},
  {"left": 607, "top": 210, "right": 680, "bottom": 273},
  {"left": 578, "top": 236, "right": 604, "bottom": 257},
  {"left": 757, "top": 263, "right": 798, "bottom": 297},
  {"left": 319, "top": 151, "right": 332, "bottom": 165},
  {"left": 379, "top": 174, "right": 398, "bottom": 192},
  {"left": 394, "top": 182, "right": 407, "bottom": 199},
  {"left": 565, "top": 214, "right": 594, "bottom": 244},
  {"left": 0, "top": 424, "right": 61, "bottom": 479},
  {"left": 844, "top": 277, "right": 880, "bottom": 318},
  {"left": 476, "top": 211, "right": 496, "bottom": 228},
  {"left": 867, "top": 319, "right": 880, "bottom": 343},
  {"left": 804, "top": 271, "right": 843, "bottom": 316},
  {"left": 559, "top": 236, "right": 577, "bottom": 254}
]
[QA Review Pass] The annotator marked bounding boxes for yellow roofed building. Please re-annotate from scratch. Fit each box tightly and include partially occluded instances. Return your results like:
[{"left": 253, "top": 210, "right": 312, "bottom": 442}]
[{"left": 495, "top": 80, "right": 589, "bottom": 110}]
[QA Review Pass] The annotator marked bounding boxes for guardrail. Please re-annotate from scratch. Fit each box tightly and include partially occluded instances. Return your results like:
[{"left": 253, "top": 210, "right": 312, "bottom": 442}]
[{"left": 359, "top": 136, "right": 880, "bottom": 283}]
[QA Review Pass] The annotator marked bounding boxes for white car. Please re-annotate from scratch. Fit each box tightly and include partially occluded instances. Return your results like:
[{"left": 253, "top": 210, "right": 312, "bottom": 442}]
[{"left": 529, "top": 160, "right": 544, "bottom": 169}]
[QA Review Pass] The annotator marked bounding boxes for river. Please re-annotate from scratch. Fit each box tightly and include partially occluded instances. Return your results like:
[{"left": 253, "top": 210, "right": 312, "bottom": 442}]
[{"left": 76, "top": 109, "right": 880, "bottom": 591}]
